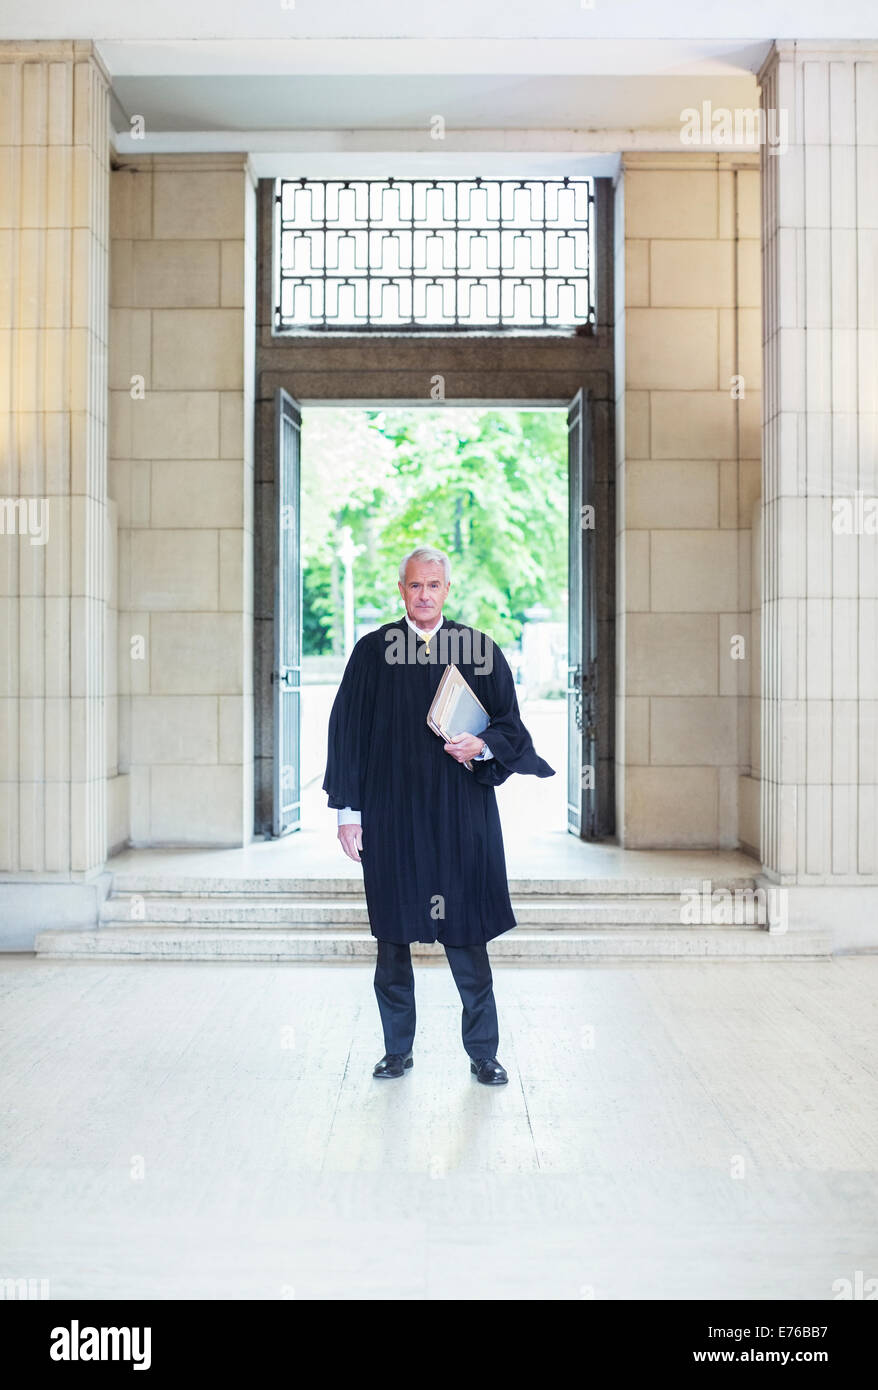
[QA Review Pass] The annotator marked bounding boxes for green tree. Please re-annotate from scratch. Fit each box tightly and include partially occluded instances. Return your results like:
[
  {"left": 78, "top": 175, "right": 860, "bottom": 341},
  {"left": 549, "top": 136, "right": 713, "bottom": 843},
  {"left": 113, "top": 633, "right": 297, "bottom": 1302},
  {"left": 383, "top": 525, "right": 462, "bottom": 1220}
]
[{"left": 301, "top": 407, "right": 567, "bottom": 652}]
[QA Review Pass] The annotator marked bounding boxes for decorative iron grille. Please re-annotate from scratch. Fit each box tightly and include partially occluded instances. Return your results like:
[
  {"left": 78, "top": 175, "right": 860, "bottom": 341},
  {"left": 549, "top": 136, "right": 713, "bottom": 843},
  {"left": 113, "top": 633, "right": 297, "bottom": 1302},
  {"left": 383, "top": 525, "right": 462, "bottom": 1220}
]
[{"left": 274, "top": 177, "right": 595, "bottom": 333}]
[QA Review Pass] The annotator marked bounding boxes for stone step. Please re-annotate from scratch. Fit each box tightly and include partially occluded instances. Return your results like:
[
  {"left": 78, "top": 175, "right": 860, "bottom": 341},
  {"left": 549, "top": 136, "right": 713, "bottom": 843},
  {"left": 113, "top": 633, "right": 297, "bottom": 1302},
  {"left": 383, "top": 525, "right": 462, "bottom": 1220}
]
[
  {"left": 107, "top": 873, "right": 760, "bottom": 898},
  {"left": 34, "top": 926, "right": 832, "bottom": 961},
  {"left": 98, "top": 894, "right": 761, "bottom": 928}
]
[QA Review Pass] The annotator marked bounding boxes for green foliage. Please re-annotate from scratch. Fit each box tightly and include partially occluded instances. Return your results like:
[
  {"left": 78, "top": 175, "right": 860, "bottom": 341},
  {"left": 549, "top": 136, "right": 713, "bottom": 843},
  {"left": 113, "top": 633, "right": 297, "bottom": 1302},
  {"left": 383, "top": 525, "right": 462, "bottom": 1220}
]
[
  {"left": 301, "top": 407, "right": 568, "bottom": 653},
  {"left": 302, "top": 564, "right": 333, "bottom": 653}
]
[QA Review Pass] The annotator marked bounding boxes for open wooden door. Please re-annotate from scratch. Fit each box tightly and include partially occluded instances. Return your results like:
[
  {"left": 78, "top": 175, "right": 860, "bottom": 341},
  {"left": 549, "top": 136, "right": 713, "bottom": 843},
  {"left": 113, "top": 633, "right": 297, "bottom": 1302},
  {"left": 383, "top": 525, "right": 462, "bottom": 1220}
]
[
  {"left": 567, "top": 388, "right": 598, "bottom": 838},
  {"left": 272, "top": 388, "right": 302, "bottom": 836}
]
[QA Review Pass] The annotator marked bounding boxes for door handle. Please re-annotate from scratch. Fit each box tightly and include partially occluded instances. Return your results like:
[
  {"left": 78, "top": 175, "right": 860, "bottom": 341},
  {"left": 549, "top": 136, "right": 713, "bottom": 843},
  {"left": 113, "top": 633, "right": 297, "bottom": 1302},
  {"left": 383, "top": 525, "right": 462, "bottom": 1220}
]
[
  {"left": 568, "top": 664, "right": 583, "bottom": 732},
  {"left": 271, "top": 666, "right": 300, "bottom": 688}
]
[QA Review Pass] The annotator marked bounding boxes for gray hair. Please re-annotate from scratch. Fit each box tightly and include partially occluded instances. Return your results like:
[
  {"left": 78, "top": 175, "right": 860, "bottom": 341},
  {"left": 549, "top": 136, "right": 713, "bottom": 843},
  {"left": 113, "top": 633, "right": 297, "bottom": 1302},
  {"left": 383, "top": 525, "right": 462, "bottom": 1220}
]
[{"left": 398, "top": 546, "right": 451, "bottom": 585}]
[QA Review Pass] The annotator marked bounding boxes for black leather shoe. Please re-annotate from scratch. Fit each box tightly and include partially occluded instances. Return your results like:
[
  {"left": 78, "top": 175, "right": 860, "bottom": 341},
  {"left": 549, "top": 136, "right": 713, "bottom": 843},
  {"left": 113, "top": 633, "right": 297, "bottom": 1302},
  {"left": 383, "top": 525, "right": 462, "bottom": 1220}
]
[
  {"left": 470, "top": 1057, "right": 508, "bottom": 1085},
  {"left": 373, "top": 1051, "right": 413, "bottom": 1079}
]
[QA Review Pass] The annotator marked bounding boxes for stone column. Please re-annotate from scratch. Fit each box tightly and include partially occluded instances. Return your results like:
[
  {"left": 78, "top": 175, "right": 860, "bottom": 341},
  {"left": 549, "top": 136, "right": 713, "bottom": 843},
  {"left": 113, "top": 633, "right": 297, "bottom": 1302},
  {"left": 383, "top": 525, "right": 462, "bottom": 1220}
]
[
  {"left": 760, "top": 42, "right": 878, "bottom": 888},
  {"left": 0, "top": 41, "right": 110, "bottom": 876}
]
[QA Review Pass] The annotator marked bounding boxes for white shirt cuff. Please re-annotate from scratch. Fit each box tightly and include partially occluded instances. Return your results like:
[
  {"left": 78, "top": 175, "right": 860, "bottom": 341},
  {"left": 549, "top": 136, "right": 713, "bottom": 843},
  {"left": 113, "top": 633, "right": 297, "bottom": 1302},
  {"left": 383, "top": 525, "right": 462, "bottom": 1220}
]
[
  {"left": 474, "top": 741, "right": 493, "bottom": 761},
  {"left": 338, "top": 807, "right": 362, "bottom": 825}
]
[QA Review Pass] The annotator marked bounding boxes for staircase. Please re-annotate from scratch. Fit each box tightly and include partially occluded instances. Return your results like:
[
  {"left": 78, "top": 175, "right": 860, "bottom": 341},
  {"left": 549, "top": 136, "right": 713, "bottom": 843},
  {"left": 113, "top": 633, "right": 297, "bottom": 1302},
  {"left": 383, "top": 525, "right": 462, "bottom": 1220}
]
[{"left": 33, "top": 869, "right": 833, "bottom": 961}]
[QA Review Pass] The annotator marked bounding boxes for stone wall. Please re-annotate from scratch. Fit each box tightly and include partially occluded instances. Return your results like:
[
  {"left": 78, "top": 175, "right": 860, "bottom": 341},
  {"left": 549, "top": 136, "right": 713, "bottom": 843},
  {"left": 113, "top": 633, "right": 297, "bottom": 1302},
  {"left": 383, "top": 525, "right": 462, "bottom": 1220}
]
[
  {"left": 109, "top": 153, "right": 256, "bottom": 846},
  {"left": 614, "top": 151, "right": 762, "bottom": 850}
]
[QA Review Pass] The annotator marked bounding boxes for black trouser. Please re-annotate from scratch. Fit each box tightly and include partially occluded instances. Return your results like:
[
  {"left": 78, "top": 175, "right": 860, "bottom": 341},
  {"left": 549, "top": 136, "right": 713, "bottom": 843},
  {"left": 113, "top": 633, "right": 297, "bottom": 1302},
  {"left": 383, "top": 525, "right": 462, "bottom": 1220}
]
[{"left": 373, "top": 939, "right": 500, "bottom": 1062}]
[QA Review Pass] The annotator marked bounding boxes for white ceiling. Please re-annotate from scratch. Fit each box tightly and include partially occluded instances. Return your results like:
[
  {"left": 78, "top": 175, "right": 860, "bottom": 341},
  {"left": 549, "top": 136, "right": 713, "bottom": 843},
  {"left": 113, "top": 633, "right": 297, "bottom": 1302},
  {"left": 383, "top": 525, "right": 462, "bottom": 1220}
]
[
  {"left": 4, "top": 1, "right": 878, "bottom": 41},
  {"left": 3, "top": 2, "right": 876, "bottom": 172},
  {"left": 109, "top": 74, "right": 761, "bottom": 134}
]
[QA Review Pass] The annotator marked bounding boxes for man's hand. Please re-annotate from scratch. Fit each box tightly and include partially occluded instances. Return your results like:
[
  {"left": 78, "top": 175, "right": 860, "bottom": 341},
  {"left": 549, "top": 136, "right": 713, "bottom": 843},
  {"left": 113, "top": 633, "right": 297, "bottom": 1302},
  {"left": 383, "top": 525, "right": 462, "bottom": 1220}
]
[
  {"left": 444, "top": 732, "right": 485, "bottom": 764},
  {"left": 338, "top": 823, "right": 364, "bottom": 862}
]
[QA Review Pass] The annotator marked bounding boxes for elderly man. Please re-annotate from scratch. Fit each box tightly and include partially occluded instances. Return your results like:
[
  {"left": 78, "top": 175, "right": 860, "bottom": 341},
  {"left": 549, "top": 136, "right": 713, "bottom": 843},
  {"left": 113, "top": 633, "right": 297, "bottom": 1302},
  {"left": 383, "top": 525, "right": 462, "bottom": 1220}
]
[{"left": 322, "top": 546, "right": 554, "bottom": 1084}]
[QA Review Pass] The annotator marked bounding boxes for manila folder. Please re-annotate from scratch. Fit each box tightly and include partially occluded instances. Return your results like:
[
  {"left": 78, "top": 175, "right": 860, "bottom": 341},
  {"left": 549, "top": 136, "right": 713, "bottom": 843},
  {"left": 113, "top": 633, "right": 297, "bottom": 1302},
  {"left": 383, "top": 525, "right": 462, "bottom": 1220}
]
[{"left": 426, "top": 664, "right": 490, "bottom": 771}]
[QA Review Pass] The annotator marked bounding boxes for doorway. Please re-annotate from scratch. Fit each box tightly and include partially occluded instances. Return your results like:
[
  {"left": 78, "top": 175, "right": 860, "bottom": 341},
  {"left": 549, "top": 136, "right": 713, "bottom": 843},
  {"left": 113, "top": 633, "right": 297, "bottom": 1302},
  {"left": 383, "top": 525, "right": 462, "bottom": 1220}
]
[
  {"left": 258, "top": 391, "right": 612, "bottom": 844},
  {"left": 297, "top": 404, "right": 570, "bottom": 840},
  {"left": 253, "top": 176, "right": 616, "bottom": 844}
]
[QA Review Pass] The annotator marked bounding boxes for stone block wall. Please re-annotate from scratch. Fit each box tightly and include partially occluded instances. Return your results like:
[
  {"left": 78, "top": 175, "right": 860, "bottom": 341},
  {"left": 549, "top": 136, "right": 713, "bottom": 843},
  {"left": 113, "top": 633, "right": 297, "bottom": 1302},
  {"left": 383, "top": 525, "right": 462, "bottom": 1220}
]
[
  {"left": 614, "top": 151, "right": 762, "bottom": 850},
  {"left": 108, "top": 153, "right": 256, "bottom": 846}
]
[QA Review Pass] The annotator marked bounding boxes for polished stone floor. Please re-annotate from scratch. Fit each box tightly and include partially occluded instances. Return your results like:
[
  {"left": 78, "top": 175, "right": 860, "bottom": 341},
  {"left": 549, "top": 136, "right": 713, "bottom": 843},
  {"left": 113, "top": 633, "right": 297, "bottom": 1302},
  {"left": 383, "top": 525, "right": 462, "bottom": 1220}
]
[{"left": 1, "top": 952, "right": 876, "bottom": 1299}]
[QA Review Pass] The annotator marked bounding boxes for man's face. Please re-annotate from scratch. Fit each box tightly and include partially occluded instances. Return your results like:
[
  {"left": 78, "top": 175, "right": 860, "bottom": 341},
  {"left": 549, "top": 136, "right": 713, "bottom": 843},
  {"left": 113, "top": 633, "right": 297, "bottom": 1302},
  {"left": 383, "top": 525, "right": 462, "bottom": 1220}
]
[{"left": 398, "top": 559, "right": 450, "bottom": 627}]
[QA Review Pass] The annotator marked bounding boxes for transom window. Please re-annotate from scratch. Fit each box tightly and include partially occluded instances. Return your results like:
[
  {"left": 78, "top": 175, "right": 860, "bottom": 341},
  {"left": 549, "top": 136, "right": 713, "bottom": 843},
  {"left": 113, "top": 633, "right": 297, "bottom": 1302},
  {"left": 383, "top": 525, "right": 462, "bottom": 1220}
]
[{"left": 273, "top": 177, "right": 595, "bottom": 334}]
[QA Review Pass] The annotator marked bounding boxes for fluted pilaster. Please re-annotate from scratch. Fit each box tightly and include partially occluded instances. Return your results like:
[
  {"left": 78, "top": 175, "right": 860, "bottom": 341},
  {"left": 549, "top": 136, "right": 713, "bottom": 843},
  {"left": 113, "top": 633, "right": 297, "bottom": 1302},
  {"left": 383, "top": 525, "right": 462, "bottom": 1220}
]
[
  {"left": 760, "top": 41, "right": 878, "bottom": 882},
  {"left": 0, "top": 41, "right": 110, "bottom": 873}
]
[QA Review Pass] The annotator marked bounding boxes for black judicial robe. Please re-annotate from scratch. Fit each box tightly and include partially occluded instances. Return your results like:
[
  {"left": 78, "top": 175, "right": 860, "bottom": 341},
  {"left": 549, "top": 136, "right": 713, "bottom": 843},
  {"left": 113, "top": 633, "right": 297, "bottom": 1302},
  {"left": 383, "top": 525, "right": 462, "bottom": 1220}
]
[{"left": 322, "top": 615, "right": 555, "bottom": 947}]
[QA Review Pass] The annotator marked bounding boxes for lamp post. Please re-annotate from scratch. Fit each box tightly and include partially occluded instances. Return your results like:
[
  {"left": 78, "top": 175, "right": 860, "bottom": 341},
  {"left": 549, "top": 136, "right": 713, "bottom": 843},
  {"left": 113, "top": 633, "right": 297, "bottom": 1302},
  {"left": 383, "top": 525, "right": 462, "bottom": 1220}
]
[{"left": 339, "top": 526, "right": 356, "bottom": 659}]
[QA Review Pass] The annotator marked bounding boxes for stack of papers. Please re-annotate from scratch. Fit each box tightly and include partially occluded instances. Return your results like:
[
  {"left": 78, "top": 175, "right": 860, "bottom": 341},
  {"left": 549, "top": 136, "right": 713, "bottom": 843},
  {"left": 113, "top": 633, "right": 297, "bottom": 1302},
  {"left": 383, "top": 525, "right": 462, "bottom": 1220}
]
[{"left": 426, "top": 665, "right": 490, "bottom": 771}]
